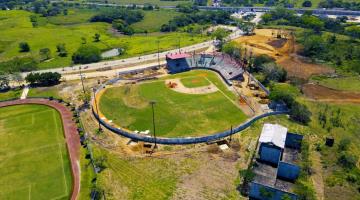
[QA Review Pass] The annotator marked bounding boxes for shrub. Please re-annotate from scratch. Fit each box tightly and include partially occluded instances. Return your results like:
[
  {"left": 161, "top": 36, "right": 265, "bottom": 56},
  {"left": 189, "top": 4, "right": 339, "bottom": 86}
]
[
  {"left": 19, "top": 42, "right": 30, "bottom": 52},
  {"left": 338, "top": 138, "right": 351, "bottom": 151},
  {"left": 338, "top": 152, "right": 358, "bottom": 169},
  {"left": 302, "top": 0, "right": 312, "bottom": 7},
  {"left": 72, "top": 45, "right": 101, "bottom": 64},
  {"left": 290, "top": 102, "right": 312, "bottom": 125}
]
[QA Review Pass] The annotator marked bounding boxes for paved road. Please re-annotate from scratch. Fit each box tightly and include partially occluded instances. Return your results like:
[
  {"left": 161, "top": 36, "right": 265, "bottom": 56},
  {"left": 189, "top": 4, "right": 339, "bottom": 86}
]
[{"left": 25, "top": 29, "right": 243, "bottom": 76}]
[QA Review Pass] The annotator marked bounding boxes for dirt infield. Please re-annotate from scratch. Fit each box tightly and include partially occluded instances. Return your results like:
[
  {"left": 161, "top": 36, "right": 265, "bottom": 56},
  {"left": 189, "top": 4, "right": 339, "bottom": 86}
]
[
  {"left": 302, "top": 83, "right": 360, "bottom": 104},
  {"left": 165, "top": 78, "right": 218, "bottom": 95},
  {"left": 0, "top": 99, "right": 81, "bottom": 200}
]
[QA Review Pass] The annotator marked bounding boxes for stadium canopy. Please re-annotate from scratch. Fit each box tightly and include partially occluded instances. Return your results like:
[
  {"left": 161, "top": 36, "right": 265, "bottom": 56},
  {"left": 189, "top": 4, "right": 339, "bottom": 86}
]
[
  {"left": 259, "top": 123, "right": 287, "bottom": 149},
  {"left": 166, "top": 53, "right": 191, "bottom": 60}
]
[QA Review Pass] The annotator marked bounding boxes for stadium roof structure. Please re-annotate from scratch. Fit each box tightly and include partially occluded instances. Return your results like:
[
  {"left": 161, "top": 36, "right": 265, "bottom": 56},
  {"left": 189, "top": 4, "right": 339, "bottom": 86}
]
[
  {"left": 166, "top": 53, "right": 191, "bottom": 60},
  {"left": 259, "top": 123, "right": 287, "bottom": 149}
]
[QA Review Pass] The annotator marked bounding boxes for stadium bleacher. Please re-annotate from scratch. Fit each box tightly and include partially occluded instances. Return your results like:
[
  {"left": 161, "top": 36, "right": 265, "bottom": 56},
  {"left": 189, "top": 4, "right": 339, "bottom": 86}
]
[{"left": 166, "top": 53, "right": 244, "bottom": 85}]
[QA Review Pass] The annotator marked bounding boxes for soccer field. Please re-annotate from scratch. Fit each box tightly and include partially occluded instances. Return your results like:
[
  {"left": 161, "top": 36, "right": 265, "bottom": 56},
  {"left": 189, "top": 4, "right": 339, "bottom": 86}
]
[
  {"left": 99, "top": 70, "right": 248, "bottom": 137},
  {"left": 0, "top": 105, "right": 72, "bottom": 200}
]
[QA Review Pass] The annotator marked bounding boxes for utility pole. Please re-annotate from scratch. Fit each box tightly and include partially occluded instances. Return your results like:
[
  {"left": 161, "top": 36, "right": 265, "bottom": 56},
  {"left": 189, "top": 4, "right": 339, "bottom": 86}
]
[
  {"left": 230, "top": 125, "right": 233, "bottom": 143},
  {"left": 93, "top": 87, "right": 102, "bottom": 131},
  {"left": 79, "top": 67, "right": 86, "bottom": 95},
  {"left": 150, "top": 101, "right": 157, "bottom": 149},
  {"left": 178, "top": 36, "right": 181, "bottom": 53},
  {"left": 157, "top": 40, "right": 160, "bottom": 68}
]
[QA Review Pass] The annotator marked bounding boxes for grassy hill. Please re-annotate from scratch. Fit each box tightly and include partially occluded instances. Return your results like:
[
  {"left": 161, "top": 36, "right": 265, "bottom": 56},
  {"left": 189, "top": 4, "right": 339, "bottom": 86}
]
[{"left": 0, "top": 9, "right": 208, "bottom": 70}]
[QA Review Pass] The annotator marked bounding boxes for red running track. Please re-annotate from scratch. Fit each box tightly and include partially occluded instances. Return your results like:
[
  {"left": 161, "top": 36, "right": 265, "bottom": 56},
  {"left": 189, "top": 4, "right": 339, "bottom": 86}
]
[{"left": 0, "top": 99, "right": 81, "bottom": 200}]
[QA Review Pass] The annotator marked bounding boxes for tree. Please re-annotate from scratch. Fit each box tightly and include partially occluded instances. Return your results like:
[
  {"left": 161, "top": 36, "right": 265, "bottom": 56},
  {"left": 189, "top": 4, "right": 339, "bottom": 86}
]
[
  {"left": 338, "top": 138, "right": 351, "bottom": 151},
  {"left": 56, "top": 43, "right": 67, "bottom": 57},
  {"left": 239, "top": 22, "right": 255, "bottom": 35},
  {"left": 39, "top": 48, "right": 51, "bottom": 61},
  {"left": 25, "top": 72, "right": 61, "bottom": 86},
  {"left": 93, "top": 33, "right": 100, "bottom": 42},
  {"left": 302, "top": 0, "right": 312, "bottom": 7},
  {"left": 338, "top": 152, "right": 358, "bottom": 169},
  {"left": 72, "top": 45, "right": 101, "bottom": 64},
  {"left": 19, "top": 42, "right": 30, "bottom": 52},
  {"left": 290, "top": 102, "right": 312, "bottom": 124},
  {"left": 0, "top": 72, "right": 10, "bottom": 91},
  {"left": 211, "top": 28, "right": 228, "bottom": 42}
]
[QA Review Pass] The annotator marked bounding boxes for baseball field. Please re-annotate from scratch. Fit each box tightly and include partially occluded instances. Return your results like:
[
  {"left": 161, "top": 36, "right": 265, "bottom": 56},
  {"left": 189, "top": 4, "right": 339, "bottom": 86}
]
[
  {"left": 0, "top": 105, "right": 72, "bottom": 199},
  {"left": 99, "top": 70, "right": 248, "bottom": 137}
]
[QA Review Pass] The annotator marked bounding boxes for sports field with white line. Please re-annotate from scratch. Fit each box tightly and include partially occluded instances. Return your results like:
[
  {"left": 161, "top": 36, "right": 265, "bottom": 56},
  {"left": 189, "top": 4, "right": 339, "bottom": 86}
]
[
  {"left": 0, "top": 105, "right": 72, "bottom": 200},
  {"left": 99, "top": 70, "right": 248, "bottom": 137}
]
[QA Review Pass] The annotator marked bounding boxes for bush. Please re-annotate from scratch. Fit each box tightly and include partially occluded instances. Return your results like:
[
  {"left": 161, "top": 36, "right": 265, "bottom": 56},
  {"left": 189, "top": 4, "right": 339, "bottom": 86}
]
[
  {"left": 290, "top": 102, "right": 312, "bottom": 125},
  {"left": 338, "top": 152, "right": 358, "bottom": 169},
  {"left": 19, "top": 42, "right": 30, "bottom": 52},
  {"left": 338, "top": 138, "right": 351, "bottom": 151},
  {"left": 302, "top": 0, "right": 312, "bottom": 7},
  {"left": 72, "top": 45, "right": 101, "bottom": 64}
]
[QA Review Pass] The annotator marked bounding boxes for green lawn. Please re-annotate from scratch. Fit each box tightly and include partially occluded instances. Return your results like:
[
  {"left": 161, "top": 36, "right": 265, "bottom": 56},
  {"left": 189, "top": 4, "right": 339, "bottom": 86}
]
[
  {"left": 131, "top": 9, "right": 181, "bottom": 33},
  {"left": 99, "top": 70, "right": 247, "bottom": 137},
  {"left": 28, "top": 86, "right": 61, "bottom": 99},
  {"left": 180, "top": 76, "right": 210, "bottom": 88},
  {"left": 0, "top": 10, "right": 209, "bottom": 70},
  {"left": 311, "top": 75, "right": 360, "bottom": 92},
  {"left": 47, "top": 9, "right": 97, "bottom": 25},
  {"left": 0, "top": 88, "right": 22, "bottom": 101},
  {"left": 0, "top": 104, "right": 72, "bottom": 200}
]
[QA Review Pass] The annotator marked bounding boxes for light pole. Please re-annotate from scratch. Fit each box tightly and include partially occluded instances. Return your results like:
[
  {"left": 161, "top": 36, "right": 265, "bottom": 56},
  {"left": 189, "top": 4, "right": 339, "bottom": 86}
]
[
  {"left": 79, "top": 67, "right": 86, "bottom": 95},
  {"left": 157, "top": 40, "right": 160, "bottom": 68},
  {"left": 150, "top": 101, "right": 157, "bottom": 148},
  {"left": 93, "top": 87, "right": 102, "bottom": 131}
]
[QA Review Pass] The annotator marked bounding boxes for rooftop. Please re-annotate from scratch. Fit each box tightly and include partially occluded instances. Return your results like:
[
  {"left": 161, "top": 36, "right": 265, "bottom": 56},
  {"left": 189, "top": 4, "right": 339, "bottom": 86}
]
[
  {"left": 166, "top": 53, "right": 191, "bottom": 60},
  {"left": 259, "top": 123, "right": 287, "bottom": 149}
]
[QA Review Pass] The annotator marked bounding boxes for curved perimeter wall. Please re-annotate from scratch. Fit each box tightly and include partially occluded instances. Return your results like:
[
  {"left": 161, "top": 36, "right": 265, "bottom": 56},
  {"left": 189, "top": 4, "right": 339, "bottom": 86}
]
[
  {"left": 92, "top": 107, "right": 287, "bottom": 145},
  {"left": 0, "top": 98, "right": 81, "bottom": 200}
]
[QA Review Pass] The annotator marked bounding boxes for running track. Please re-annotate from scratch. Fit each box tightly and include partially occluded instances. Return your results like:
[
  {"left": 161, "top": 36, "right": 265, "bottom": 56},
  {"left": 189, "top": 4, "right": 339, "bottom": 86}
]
[{"left": 0, "top": 99, "right": 80, "bottom": 200}]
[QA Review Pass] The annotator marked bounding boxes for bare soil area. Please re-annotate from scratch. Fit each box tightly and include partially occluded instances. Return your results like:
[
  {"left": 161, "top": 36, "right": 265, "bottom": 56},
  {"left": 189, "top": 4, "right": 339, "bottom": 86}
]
[
  {"left": 234, "top": 29, "right": 334, "bottom": 79},
  {"left": 302, "top": 83, "right": 360, "bottom": 104}
]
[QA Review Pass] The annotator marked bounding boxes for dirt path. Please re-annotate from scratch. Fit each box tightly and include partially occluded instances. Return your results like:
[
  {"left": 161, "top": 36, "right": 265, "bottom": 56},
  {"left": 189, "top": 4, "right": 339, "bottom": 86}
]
[
  {"left": 302, "top": 83, "right": 360, "bottom": 104},
  {"left": 311, "top": 151, "right": 325, "bottom": 200},
  {"left": 0, "top": 99, "right": 81, "bottom": 200}
]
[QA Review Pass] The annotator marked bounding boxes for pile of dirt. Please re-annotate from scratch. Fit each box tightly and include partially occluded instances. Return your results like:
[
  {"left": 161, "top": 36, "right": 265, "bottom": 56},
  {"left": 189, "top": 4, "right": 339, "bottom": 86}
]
[{"left": 302, "top": 83, "right": 360, "bottom": 104}]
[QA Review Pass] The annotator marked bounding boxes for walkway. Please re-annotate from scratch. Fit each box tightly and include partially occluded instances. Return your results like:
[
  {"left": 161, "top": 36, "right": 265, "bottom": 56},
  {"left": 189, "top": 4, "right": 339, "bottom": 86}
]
[{"left": 0, "top": 99, "right": 81, "bottom": 200}]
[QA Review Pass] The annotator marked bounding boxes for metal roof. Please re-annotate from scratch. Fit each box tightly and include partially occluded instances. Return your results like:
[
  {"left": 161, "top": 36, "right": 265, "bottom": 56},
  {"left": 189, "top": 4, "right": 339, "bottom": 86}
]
[{"left": 259, "top": 123, "right": 287, "bottom": 149}]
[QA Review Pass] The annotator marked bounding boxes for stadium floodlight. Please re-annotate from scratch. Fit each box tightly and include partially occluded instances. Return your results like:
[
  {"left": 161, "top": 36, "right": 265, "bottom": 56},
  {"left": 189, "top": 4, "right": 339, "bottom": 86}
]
[{"left": 150, "top": 100, "right": 157, "bottom": 149}]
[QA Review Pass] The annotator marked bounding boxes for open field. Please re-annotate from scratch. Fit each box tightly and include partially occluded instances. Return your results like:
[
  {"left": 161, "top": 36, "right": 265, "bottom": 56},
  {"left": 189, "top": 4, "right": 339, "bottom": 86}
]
[
  {"left": 130, "top": 9, "right": 181, "bottom": 33},
  {"left": 302, "top": 83, "right": 360, "bottom": 104},
  {"left": 0, "top": 10, "right": 208, "bottom": 70},
  {"left": 0, "top": 104, "right": 72, "bottom": 199},
  {"left": 311, "top": 75, "right": 360, "bottom": 92},
  {"left": 99, "top": 70, "right": 247, "bottom": 137},
  {"left": 0, "top": 88, "right": 22, "bottom": 101}
]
